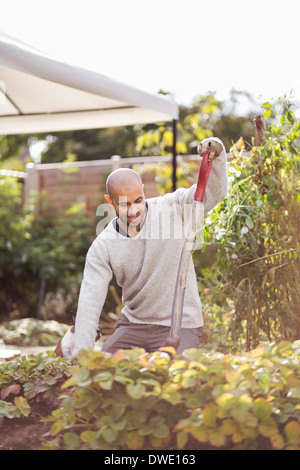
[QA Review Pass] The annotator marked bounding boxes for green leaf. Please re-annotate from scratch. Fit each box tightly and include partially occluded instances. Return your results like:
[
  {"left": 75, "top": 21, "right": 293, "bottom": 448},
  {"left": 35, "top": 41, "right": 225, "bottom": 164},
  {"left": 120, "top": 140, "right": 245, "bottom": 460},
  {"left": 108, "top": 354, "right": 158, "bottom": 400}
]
[
  {"left": 209, "top": 429, "right": 226, "bottom": 447},
  {"left": 102, "top": 427, "right": 118, "bottom": 444},
  {"left": 138, "top": 423, "right": 154, "bottom": 436},
  {"left": 163, "top": 130, "right": 173, "bottom": 147},
  {"left": 176, "top": 431, "right": 188, "bottom": 449},
  {"left": 239, "top": 423, "right": 259, "bottom": 440},
  {"left": 182, "top": 349, "right": 205, "bottom": 362},
  {"left": 181, "top": 369, "right": 197, "bottom": 388},
  {"left": 126, "top": 431, "right": 144, "bottom": 450},
  {"left": 126, "top": 383, "right": 146, "bottom": 400},
  {"left": 153, "top": 424, "right": 169, "bottom": 439},
  {"left": 253, "top": 397, "right": 272, "bottom": 420},
  {"left": 111, "top": 403, "right": 126, "bottom": 421},
  {"left": 220, "top": 418, "right": 238, "bottom": 436},
  {"left": 94, "top": 371, "right": 113, "bottom": 390},
  {"left": 258, "top": 417, "right": 278, "bottom": 437},
  {"left": 286, "top": 111, "right": 294, "bottom": 123},
  {"left": 245, "top": 216, "right": 254, "bottom": 229},
  {"left": 149, "top": 416, "right": 165, "bottom": 428},
  {"left": 161, "top": 383, "right": 182, "bottom": 404},
  {"left": 231, "top": 394, "right": 254, "bottom": 424},
  {"left": 264, "top": 109, "right": 271, "bottom": 119},
  {"left": 216, "top": 392, "right": 235, "bottom": 408},
  {"left": 263, "top": 101, "right": 271, "bottom": 108},
  {"left": 0, "top": 400, "right": 21, "bottom": 419},
  {"left": 232, "top": 427, "right": 245, "bottom": 443},
  {"left": 14, "top": 396, "right": 30, "bottom": 417},
  {"left": 185, "top": 394, "right": 203, "bottom": 409},
  {"left": 74, "top": 368, "right": 91, "bottom": 387},
  {"left": 111, "top": 417, "right": 126, "bottom": 431},
  {"left": 190, "top": 425, "right": 209, "bottom": 443},
  {"left": 51, "top": 421, "right": 66, "bottom": 436},
  {"left": 284, "top": 421, "right": 300, "bottom": 445},
  {"left": 63, "top": 432, "right": 80, "bottom": 450},
  {"left": 61, "top": 376, "right": 78, "bottom": 389},
  {"left": 202, "top": 404, "right": 217, "bottom": 427},
  {"left": 127, "top": 408, "right": 148, "bottom": 425},
  {"left": 80, "top": 430, "right": 96, "bottom": 443},
  {"left": 270, "top": 433, "right": 285, "bottom": 450}
]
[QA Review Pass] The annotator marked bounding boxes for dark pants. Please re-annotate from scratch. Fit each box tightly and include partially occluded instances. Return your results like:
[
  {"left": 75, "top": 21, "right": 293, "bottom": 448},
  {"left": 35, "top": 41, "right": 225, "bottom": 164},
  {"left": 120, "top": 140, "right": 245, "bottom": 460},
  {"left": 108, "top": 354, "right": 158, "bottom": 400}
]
[{"left": 101, "top": 314, "right": 203, "bottom": 354}]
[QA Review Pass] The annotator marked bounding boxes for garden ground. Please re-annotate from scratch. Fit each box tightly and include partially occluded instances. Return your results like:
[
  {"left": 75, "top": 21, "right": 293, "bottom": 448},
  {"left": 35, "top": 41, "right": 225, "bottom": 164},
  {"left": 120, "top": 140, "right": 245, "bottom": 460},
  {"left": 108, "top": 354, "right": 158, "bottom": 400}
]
[{"left": 0, "top": 400, "right": 55, "bottom": 450}]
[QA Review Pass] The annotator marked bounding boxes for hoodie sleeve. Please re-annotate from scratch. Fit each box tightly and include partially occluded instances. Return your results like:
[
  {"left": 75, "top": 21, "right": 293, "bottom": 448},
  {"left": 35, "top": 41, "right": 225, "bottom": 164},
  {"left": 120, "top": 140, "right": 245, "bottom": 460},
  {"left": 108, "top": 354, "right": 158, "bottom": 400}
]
[{"left": 73, "top": 238, "right": 113, "bottom": 356}]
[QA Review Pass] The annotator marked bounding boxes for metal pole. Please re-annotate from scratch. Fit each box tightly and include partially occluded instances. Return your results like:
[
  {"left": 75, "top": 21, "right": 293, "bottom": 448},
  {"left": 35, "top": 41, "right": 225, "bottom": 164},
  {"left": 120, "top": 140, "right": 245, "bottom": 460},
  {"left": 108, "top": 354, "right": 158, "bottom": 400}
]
[{"left": 172, "top": 119, "right": 177, "bottom": 192}]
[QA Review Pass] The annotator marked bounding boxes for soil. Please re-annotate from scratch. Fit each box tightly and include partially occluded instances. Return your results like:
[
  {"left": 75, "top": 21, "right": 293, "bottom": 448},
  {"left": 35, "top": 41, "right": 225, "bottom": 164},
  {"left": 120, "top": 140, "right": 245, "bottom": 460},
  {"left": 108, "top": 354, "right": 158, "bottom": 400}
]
[{"left": 0, "top": 401, "right": 55, "bottom": 450}]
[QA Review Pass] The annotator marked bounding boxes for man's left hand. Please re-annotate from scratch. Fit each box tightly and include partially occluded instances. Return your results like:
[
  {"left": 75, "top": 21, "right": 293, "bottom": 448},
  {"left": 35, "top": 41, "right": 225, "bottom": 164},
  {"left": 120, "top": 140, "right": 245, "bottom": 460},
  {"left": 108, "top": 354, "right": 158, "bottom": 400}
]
[{"left": 197, "top": 138, "right": 223, "bottom": 161}]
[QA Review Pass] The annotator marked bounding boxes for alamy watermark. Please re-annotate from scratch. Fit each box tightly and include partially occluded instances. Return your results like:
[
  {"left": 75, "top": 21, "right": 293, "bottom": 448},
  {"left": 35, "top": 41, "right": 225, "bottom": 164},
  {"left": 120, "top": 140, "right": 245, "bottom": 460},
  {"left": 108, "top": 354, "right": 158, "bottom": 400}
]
[{"left": 95, "top": 200, "right": 206, "bottom": 250}]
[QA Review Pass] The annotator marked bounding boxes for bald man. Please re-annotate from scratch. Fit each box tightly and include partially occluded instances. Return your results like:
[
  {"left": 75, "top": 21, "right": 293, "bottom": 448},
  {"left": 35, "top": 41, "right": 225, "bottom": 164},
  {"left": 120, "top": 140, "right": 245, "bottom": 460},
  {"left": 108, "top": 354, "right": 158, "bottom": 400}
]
[
  {"left": 72, "top": 137, "right": 228, "bottom": 357},
  {"left": 105, "top": 168, "right": 147, "bottom": 238}
]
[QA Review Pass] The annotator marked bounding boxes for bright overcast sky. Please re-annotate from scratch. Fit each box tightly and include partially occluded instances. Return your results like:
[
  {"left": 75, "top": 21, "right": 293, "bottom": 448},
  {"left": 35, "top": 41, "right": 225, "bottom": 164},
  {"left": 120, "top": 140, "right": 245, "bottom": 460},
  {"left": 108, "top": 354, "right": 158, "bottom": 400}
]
[{"left": 0, "top": 0, "right": 299, "bottom": 114}]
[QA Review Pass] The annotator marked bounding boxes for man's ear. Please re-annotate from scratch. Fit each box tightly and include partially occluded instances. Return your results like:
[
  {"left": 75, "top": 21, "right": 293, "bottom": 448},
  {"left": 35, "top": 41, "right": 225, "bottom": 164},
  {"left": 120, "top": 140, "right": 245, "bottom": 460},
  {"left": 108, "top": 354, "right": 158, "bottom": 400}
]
[{"left": 104, "top": 194, "right": 113, "bottom": 206}]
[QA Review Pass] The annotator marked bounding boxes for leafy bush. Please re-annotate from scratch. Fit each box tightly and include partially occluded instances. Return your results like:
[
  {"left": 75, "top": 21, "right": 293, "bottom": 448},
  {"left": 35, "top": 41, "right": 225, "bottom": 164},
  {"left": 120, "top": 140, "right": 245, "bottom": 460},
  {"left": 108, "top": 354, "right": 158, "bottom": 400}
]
[
  {"left": 0, "top": 179, "right": 94, "bottom": 320},
  {"left": 0, "top": 176, "right": 33, "bottom": 316},
  {"left": 196, "top": 96, "right": 300, "bottom": 349},
  {"left": 0, "top": 318, "right": 69, "bottom": 346},
  {"left": 40, "top": 341, "right": 300, "bottom": 450},
  {"left": 0, "top": 352, "right": 71, "bottom": 419}
]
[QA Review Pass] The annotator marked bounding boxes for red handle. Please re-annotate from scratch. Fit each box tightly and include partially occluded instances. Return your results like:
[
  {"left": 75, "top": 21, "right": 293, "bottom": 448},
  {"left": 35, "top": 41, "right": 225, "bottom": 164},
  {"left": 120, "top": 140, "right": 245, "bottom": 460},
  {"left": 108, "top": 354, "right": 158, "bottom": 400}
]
[{"left": 194, "top": 148, "right": 212, "bottom": 202}]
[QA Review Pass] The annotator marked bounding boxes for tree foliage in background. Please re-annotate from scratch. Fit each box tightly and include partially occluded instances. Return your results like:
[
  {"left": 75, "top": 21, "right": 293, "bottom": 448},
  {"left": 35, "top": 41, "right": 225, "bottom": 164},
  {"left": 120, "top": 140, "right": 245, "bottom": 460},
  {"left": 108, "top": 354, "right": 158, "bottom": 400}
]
[
  {"left": 135, "top": 92, "right": 255, "bottom": 157},
  {"left": 0, "top": 181, "right": 94, "bottom": 321},
  {"left": 0, "top": 90, "right": 257, "bottom": 165}
]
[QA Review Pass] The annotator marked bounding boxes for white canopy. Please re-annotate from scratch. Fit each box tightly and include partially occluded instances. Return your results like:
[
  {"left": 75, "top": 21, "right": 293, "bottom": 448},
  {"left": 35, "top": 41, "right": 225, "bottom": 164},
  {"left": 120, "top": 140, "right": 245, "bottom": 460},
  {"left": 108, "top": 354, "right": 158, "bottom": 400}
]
[{"left": 0, "top": 32, "right": 178, "bottom": 135}]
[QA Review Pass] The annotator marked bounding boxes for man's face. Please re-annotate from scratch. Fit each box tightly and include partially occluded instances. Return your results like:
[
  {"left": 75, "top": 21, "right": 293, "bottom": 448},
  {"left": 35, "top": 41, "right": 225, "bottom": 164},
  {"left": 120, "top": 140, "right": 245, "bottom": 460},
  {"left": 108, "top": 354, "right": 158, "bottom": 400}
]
[{"left": 112, "top": 183, "right": 146, "bottom": 230}]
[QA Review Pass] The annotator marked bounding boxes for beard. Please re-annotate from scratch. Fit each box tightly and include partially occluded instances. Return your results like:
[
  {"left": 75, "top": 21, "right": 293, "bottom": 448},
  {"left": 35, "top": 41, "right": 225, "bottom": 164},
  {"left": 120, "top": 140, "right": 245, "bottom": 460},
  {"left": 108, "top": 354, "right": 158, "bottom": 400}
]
[{"left": 117, "top": 204, "right": 147, "bottom": 233}]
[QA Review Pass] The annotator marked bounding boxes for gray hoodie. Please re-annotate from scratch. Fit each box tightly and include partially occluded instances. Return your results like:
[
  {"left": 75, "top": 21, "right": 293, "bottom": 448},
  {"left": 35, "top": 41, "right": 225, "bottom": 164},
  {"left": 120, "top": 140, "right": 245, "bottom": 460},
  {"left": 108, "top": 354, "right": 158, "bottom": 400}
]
[{"left": 73, "top": 137, "right": 228, "bottom": 356}]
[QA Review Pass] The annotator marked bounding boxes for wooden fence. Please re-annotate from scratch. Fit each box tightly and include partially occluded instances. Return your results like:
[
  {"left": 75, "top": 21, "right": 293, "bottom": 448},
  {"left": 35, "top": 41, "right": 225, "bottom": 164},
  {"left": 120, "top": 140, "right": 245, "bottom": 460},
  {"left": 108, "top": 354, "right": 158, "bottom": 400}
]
[
  {"left": 23, "top": 155, "right": 171, "bottom": 219},
  {"left": 23, "top": 153, "right": 232, "bottom": 220}
]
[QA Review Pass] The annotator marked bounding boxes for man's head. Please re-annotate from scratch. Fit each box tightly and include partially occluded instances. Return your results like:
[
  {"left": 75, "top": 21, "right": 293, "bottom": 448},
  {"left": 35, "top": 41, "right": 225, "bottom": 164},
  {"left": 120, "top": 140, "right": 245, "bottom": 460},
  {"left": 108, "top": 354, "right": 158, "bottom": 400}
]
[{"left": 105, "top": 168, "right": 146, "bottom": 232}]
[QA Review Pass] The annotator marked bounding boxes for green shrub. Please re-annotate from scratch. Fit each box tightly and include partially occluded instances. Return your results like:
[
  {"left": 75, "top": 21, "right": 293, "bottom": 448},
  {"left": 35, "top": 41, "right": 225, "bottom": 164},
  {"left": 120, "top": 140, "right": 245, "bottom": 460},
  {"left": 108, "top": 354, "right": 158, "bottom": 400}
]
[
  {"left": 0, "top": 318, "right": 69, "bottom": 346},
  {"left": 0, "top": 179, "right": 94, "bottom": 320},
  {"left": 41, "top": 341, "right": 300, "bottom": 450},
  {"left": 0, "top": 176, "right": 33, "bottom": 316},
  {"left": 0, "top": 352, "right": 71, "bottom": 418},
  {"left": 196, "top": 96, "right": 300, "bottom": 349}
]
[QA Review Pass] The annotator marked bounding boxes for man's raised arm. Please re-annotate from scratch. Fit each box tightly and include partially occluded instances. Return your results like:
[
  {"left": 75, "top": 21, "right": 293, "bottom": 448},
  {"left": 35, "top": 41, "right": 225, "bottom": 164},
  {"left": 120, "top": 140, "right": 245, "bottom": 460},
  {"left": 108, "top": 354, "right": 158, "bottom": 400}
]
[{"left": 73, "top": 239, "right": 113, "bottom": 356}]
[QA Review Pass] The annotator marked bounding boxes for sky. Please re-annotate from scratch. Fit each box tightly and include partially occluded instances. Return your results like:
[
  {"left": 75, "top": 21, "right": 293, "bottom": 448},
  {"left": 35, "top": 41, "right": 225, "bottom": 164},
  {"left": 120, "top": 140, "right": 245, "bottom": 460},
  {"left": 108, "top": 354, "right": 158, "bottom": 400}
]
[{"left": 0, "top": 0, "right": 299, "bottom": 115}]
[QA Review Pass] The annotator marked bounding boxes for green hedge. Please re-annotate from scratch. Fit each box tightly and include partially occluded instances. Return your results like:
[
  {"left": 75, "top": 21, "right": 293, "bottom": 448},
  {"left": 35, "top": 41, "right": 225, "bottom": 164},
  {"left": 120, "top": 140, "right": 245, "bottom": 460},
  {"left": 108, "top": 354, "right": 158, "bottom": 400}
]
[
  {"left": 0, "top": 352, "right": 70, "bottom": 419},
  {"left": 0, "top": 176, "right": 94, "bottom": 320},
  {"left": 35, "top": 341, "right": 300, "bottom": 450}
]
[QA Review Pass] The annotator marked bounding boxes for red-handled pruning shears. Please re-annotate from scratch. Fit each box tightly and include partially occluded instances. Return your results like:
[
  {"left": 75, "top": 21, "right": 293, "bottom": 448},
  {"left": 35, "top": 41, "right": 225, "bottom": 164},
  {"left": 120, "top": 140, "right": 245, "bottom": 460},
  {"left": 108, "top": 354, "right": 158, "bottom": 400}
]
[{"left": 165, "top": 145, "right": 212, "bottom": 350}]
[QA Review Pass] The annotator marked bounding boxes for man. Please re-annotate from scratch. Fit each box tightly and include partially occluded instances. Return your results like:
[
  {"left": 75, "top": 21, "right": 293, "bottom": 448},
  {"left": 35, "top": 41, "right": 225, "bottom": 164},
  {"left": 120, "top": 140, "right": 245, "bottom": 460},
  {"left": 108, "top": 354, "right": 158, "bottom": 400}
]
[{"left": 73, "top": 137, "right": 228, "bottom": 357}]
